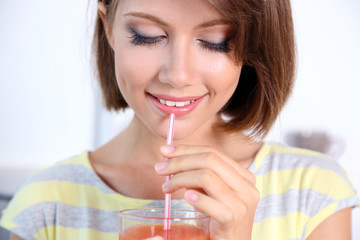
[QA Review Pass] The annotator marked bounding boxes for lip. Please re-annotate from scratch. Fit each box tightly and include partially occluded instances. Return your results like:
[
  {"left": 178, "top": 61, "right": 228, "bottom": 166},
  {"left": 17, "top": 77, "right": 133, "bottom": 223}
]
[{"left": 148, "top": 93, "right": 206, "bottom": 116}]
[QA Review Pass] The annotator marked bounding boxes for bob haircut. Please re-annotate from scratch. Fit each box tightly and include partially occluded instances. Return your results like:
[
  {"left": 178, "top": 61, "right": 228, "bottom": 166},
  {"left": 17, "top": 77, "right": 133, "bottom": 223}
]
[{"left": 93, "top": 0, "right": 296, "bottom": 138}]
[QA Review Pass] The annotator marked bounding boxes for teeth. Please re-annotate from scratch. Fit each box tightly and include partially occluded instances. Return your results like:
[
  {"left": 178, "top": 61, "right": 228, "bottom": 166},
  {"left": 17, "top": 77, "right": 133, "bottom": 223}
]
[
  {"left": 158, "top": 98, "right": 193, "bottom": 107},
  {"left": 176, "top": 101, "right": 192, "bottom": 107},
  {"left": 166, "top": 100, "right": 176, "bottom": 107}
]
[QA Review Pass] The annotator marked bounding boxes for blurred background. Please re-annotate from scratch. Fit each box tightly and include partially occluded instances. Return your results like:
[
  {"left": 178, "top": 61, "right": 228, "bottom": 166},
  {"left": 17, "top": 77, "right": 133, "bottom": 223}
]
[{"left": 0, "top": 0, "right": 359, "bottom": 239}]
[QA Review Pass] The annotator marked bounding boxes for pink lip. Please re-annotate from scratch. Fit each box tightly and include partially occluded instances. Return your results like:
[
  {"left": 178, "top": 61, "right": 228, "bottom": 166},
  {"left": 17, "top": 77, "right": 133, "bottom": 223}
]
[{"left": 148, "top": 93, "right": 206, "bottom": 116}]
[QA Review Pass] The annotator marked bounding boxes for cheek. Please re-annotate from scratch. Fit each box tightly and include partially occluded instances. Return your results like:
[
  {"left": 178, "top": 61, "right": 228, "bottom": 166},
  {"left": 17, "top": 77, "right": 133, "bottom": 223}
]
[
  {"left": 114, "top": 47, "right": 161, "bottom": 93},
  {"left": 205, "top": 57, "right": 241, "bottom": 94}
]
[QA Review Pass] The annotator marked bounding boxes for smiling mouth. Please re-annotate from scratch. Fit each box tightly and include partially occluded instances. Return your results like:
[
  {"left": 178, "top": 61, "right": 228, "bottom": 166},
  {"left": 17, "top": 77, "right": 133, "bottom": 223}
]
[
  {"left": 149, "top": 93, "right": 205, "bottom": 116},
  {"left": 156, "top": 97, "right": 196, "bottom": 107}
]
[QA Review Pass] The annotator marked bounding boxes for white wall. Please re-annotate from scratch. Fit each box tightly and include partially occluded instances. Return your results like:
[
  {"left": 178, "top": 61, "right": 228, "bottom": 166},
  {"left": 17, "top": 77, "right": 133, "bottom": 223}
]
[
  {"left": 269, "top": 0, "right": 360, "bottom": 213},
  {"left": 0, "top": 0, "right": 359, "bottom": 237},
  {"left": 269, "top": 1, "right": 360, "bottom": 236},
  {"left": 0, "top": 0, "right": 97, "bottom": 168},
  {"left": 267, "top": 0, "right": 360, "bottom": 182}
]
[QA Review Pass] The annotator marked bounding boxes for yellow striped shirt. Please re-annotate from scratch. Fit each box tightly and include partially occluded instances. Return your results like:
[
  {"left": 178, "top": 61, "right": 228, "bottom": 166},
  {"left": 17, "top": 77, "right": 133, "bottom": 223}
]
[{"left": 1, "top": 143, "right": 359, "bottom": 239}]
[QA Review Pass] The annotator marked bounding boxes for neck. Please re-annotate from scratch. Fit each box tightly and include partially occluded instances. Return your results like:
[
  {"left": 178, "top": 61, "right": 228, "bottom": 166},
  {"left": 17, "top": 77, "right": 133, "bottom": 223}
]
[
  {"left": 101, "top": 114, "right": 260, "bottom": 168},
  {"left": 89, "top": 114, "right": 262, "bottom": 199}
]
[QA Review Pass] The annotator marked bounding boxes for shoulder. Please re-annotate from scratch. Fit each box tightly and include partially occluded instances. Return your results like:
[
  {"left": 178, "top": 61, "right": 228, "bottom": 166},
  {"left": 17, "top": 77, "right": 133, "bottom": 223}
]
[
  {"left": 253, "top": 142, "right": 349, "bottom": 179},
  {"left": 5, "top": 152, "right": 94, "bottom": 197},
  {"left": 20, "top": 151, "right": 94, "bottom": 186},
  {"left": 253, "top": 143, "right": 359, "bottom": 238},
  {"left": 8, "top": 151, "right": 115, "bottom": 203},
  {"left": 253, "top": 143, "right": 356, "bottom": 194},
  {"left": 253, "top": 142, "right": 359, "bottom": 210},
  {"left": 0, "top": 152, "right": 106, "bottom": 239}
]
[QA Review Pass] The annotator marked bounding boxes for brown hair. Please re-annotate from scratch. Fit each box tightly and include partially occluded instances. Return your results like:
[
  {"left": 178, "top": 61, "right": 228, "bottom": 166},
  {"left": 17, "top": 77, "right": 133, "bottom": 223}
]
[{"left": 93, "top": 0, "right": 296, "bottom": 138}]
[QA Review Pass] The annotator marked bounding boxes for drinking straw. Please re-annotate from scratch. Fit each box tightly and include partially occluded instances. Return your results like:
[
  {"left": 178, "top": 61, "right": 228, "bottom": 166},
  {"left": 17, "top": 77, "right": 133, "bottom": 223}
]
[{"left": 164, "top": 113, "right": 175, "bottom": 230}]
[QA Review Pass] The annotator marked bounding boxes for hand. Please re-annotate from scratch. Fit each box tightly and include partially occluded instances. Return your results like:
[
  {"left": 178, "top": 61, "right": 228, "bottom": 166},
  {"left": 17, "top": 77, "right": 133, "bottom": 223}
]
[{"left": 155, "top": 144, "right": 259, "bottom": 240}]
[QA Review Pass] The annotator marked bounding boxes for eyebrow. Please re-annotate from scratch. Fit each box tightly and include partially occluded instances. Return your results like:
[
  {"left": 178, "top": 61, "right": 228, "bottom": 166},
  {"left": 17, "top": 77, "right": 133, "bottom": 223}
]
[
  {"left": 124, "top": 12, "right": 170, "bottom": 27},
  {"left": 196, "top": 19, "right": 231, "bottom": 29},
  {"left": 123, "top": 12, "right": 231, "bottom": 29}
]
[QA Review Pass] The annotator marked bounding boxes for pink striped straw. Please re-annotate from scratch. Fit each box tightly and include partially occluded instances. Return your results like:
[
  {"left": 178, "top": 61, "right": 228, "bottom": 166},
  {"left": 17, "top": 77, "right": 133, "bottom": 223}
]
[{"left": 164, "top": 113, "right": 175, "bottom": 230}]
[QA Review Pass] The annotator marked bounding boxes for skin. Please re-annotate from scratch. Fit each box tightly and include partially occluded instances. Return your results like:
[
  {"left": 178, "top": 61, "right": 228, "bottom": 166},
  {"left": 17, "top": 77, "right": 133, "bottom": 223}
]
[
  {"left": 106, "top": 0, "right": 243, "bottom": 142},
  {"left": 10, "top": 0, "right": 353, "bottom": 239},
  {"left": 98, "top": 0, "right": 260, "bottom": 239}
]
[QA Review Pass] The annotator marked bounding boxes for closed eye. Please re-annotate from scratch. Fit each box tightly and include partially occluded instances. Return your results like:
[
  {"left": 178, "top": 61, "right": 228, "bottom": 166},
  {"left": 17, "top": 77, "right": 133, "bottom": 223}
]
[
  {"left": 128, "top": 27, "right": 166, "bottom": 46},
  {"left": 198, "top": 38, "right": 232, "bottom": 53}
]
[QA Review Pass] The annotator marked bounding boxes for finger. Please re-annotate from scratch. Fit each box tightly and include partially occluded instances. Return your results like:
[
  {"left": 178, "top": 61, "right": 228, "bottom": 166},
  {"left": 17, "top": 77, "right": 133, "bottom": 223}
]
[
  {"left": 162, "top": 168, "right": 257, "bottom": 207},
  {"left": 160, "top": 144, "right": 256, "bottom": 185},
  {"left": 156, "top": 151, "right": 256, "bottom": 195},
  {"left": 183, "top": 189, "right": 244, "bottom": 228}
]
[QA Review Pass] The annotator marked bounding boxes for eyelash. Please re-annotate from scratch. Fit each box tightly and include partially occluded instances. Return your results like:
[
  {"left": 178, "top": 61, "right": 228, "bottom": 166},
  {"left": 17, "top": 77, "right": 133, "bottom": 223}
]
[
  {"left": 128, "top": 28, "right": 232, "bottom": 53},
  {"left": 198, "top": 39, "right": 232, "bottom": 53},
  {"left": 129, "top": 28, "right": 164, "bottom": 46}
]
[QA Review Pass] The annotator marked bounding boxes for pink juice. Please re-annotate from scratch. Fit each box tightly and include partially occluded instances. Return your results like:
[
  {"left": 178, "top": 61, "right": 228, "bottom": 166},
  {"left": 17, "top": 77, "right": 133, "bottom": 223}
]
[{"left": 119, "top": 224, "right": 210, "bottom": 240}]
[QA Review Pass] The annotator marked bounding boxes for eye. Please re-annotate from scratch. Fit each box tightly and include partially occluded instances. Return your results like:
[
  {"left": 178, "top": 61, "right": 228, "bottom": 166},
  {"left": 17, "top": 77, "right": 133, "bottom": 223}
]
[
  {"left": 128, "top": 27, "right": 166, "bottom": 47},
  {"left": 198, "top": 38, "right": 232, "bottom": 53}
]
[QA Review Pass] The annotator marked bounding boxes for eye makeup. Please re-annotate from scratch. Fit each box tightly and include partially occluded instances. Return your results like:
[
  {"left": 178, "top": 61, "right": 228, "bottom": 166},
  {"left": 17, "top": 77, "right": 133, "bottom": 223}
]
[
  {"left": 128, "top": 27, "right": 166, "bottom": 47},
  {"left": 198, "top": 38, "right": 233, "bottom": 53},
  {"left": 127, "top": 26, "right": 233, "bottom": 53}
]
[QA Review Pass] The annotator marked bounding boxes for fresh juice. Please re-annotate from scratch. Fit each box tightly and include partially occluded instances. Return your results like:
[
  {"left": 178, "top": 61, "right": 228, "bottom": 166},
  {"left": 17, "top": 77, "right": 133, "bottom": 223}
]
[{"left": 119, "top": 224, "right": 210, "bottom": 240}]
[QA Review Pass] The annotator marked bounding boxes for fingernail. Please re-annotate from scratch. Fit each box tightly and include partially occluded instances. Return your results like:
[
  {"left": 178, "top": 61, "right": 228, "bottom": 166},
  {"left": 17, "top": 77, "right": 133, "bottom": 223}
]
[
  {"left": 154, "top": 161, "right": 168, "bottom": 172},
  {"left": 185, "top": 191, "right": 199, "bottom": 203},
  {"left": 162, "top": 182, "right": 169, "bottom": 191},
  {"left": 160, "top": 145, "right": 176, "bottom": 154}
]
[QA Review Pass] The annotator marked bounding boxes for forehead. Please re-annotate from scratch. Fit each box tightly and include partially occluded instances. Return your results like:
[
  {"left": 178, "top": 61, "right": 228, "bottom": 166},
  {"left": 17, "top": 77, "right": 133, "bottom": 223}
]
[{"left": 114, "top": 0, "right": 224, "bottom": 24}]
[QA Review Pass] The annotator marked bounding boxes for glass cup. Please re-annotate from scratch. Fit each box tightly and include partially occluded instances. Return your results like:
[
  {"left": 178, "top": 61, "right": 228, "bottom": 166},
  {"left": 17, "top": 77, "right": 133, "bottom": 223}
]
[{"left": 119, "top": 208, "right": 210, "bottom": 240}]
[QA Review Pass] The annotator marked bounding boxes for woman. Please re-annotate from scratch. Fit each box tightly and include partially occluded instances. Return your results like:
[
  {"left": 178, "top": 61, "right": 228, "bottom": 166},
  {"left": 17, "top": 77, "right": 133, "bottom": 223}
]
[{"left": 1, "top": 0, "right": 358, "bottom": 239}]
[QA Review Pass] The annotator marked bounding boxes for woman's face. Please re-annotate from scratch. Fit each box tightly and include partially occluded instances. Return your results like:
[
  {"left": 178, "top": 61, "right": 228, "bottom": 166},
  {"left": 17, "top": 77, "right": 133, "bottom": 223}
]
[{"left": 104, "top": 0, "right": 241, "bottom": 140}]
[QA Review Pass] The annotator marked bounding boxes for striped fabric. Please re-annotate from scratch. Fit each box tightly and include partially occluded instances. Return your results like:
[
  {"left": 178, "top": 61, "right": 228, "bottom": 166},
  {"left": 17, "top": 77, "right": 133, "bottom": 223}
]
[{"left": 1, "top": 143, "right": 359, "bottom": 240}]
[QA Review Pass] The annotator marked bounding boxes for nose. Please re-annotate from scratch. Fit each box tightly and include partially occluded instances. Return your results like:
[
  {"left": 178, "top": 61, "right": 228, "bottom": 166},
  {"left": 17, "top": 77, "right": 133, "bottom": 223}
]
[{"left": 158, "top": 39, "right": 194, "bottom": 88}]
